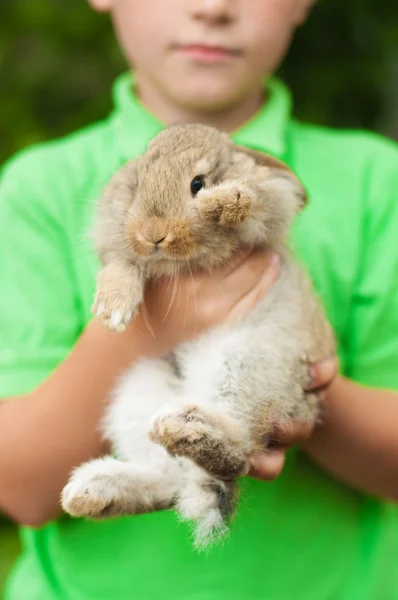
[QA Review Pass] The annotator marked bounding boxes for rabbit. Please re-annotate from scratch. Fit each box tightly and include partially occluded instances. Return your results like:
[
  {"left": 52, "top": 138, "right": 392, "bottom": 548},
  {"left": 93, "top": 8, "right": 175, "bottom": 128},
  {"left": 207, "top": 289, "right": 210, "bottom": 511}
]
[{"left": 61, "top": 123, "right": 335, "bottom": 549}]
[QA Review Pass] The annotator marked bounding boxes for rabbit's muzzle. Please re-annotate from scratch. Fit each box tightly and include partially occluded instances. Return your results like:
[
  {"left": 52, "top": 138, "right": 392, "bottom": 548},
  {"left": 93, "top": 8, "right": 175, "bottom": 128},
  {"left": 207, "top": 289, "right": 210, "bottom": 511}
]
[{"left": 128, "top": 217, "right": 197, "bottom": 260}]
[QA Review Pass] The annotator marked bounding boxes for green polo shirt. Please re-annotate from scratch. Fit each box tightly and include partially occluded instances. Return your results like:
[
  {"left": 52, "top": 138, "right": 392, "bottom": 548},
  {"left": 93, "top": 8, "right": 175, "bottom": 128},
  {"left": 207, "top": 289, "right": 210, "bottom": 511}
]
[{"left": 1, "top": 73, "right": 398, "bottom": 600}]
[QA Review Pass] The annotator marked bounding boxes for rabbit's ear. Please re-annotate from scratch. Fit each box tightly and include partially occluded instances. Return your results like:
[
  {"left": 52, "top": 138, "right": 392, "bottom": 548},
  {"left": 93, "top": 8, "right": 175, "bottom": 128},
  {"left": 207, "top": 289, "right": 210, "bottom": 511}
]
[
  {"left": 233, "top": 145, "right": 308, "bottom": 211},
  {"left": 101, "top": 157, "right": 142, "bottom": 208}
]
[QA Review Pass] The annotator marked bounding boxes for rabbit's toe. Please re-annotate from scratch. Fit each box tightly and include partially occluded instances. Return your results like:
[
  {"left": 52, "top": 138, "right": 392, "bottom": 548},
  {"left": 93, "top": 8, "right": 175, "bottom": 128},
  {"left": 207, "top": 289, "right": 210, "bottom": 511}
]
[
  {"left": 62, "top": 472, "right": 125, "bottom": 519},
  {"left": 92, "top": 291, "right": 136, "bottom": 332}
]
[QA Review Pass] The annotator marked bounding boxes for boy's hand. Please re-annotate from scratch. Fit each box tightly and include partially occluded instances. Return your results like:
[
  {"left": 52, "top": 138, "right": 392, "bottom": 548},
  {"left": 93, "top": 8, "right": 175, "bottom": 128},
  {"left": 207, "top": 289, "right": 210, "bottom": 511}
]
[
  {"left": 136, "top": 248, "right": 280, "bottom": 354},
  {"left": 248, "top": 358, "right": 338, "bottom": 481}
]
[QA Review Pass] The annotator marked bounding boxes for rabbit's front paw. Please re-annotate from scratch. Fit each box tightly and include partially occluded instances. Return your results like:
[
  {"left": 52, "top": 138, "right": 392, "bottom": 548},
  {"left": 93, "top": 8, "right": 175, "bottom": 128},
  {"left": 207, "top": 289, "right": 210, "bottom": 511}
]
[
  {"left": 92, "top": 263, "right": 143, "bottom": 332},
  {"left": 92, "top": 289, "right": 138, "bottom": 332},
  {"left": 198, "top": 183, "right": 251, "bottom": 226}
]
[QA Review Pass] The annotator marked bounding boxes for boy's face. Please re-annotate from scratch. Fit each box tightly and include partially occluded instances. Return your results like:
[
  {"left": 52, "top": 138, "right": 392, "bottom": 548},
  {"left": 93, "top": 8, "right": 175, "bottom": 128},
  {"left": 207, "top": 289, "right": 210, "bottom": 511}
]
[{"left": 90, "top": 0, "right": 314, "bottom": 110}]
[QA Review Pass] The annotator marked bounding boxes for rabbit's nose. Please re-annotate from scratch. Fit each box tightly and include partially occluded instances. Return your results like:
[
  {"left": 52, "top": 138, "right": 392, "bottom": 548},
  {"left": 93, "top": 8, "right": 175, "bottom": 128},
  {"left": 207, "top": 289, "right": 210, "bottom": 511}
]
[
  {"left": 140, "top": 217, "right": 169, "bottom": 246},
  {"left": 154, "top": 235, "right": 166, "bottom": 245},
  {"left": 142, "top": 233, "right": 166, "bottom": 246}
]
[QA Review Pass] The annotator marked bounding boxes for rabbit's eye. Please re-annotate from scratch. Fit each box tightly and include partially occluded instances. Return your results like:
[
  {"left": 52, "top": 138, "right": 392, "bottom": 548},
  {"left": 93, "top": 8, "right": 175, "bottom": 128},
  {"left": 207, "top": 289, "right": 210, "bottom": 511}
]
[{"left": 190, "top": 175, "right": 205, "bottom": 196}]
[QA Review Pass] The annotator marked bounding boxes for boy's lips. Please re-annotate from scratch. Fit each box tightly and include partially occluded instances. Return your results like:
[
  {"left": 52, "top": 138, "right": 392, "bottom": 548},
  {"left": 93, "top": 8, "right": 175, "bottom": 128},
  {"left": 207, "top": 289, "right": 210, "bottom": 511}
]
[{"left": 173, "top": 43, "right": 242, "bottom": 63}]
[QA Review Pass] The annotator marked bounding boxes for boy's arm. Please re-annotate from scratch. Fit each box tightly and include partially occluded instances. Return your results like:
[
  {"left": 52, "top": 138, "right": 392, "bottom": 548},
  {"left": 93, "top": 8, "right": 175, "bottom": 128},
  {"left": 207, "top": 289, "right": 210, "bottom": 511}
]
[
  {"left": 303, "top": 377, "right": 398, "bottom": 501},
  {"left": 253, "top": 140, "right": 398, "bottom": 500},
  {"left": 0, "top": 320, "right": 156, "bottom": 526},
  {"left": 0, "top": 148, "right": 146, "bottom": 525},
  {"left": 304, "top": 141, "right": 398, "bottom": 499}
]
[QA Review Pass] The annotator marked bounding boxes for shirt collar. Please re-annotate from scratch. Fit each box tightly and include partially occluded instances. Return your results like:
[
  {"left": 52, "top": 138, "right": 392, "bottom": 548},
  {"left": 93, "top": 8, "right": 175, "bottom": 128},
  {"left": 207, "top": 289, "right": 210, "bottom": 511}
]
[{"left": 112, "top": 71, "right": 291, "bottom": 162}]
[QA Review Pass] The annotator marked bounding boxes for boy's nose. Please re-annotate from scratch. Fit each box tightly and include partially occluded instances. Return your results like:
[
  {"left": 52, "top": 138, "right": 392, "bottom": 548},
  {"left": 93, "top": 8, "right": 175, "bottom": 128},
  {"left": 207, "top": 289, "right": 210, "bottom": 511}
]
[{"left": 189, "top": 0, "right": 237, "bottom": 25}]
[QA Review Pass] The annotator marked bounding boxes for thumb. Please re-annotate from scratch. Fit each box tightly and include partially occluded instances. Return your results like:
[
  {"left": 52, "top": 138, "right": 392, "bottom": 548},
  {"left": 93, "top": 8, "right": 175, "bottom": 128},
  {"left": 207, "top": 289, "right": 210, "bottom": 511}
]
[
  {"left": 226, "top": 253, "right": 280, "bottom": 323},
  {"left": 248, "top": 449, "right": 286, "bottom": 481}
]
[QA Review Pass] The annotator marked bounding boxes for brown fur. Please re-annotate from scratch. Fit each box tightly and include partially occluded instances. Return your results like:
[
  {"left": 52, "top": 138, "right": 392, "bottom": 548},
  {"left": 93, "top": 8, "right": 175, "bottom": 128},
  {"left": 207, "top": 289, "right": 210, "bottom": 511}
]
[
  {"left": 69, "top": 123, "right": 336, "bottom": 545},
  {"left": 128, "top": 217, "right": 197, "bottom": 258},
  {"left": 92, "top": 123, "right": 309, "bottom": 330},
  {"left": 92, "top": 122, "right": 334, "bottom": 467},
  {"left": 198, "top": 184, "right": 252, "bottom": 226},
  {"left": 149, "top": 405, "right": 250, "bottom": 480},
  {"left": 233, "top": 145, "right": 308, "bottom": 208}
]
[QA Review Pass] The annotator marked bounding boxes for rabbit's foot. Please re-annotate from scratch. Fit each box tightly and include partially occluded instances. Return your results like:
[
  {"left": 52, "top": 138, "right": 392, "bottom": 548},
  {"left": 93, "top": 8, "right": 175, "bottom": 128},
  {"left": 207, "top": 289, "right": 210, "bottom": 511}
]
[
  {"left": 92, "top": 290, "right": 136, "bottom": 332},
  {"left": 61, "top": 458, "right": 172, "bottom": 519},
  {"left": 92, "top": 263, "right": 143, "bottom": 332},
  {"left": 62, "top": 470, "right": 133, "bottom": 519},
  {"left": 198, "top": 183, "right": 251, "bottom": 226},
  {"left": 150, "top": 405, "right": 249, "bottom": 479}
]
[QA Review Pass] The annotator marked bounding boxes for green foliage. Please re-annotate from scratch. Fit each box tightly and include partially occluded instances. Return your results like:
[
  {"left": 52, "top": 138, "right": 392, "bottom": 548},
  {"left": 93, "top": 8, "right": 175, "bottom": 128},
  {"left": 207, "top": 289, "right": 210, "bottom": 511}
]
[
  {"left": 281, "top": 0, "right": 398, "bottom": 136},
  {"left": 1, "top": 0, "right": 397, "bottom": 165},
  {"left": 0, "top": 0, "right": 125, "bottom": 162},
  {"left": 0, "top": 517, "right": 21, "bottom": 595}
]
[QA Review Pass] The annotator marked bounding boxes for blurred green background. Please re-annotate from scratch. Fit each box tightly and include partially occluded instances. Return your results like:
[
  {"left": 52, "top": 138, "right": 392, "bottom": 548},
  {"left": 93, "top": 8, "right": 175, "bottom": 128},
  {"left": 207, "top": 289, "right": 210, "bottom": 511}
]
[{"left": 1, "top": 0, "right": 397, "bottom": 593}]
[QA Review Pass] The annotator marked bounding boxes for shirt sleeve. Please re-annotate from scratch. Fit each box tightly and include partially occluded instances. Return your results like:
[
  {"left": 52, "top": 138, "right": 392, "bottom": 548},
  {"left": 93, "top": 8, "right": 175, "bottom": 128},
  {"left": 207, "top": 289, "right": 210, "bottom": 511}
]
[
  {"left": 347, "top": 140, "right": 398, "bottom": 390},
  {"left": 0, "top": 147, "right": 81, "bottom": 398}
]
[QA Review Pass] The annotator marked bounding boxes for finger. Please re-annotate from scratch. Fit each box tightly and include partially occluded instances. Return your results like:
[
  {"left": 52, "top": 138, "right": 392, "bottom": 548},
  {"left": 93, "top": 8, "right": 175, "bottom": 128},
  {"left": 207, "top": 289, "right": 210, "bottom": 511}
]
[
  {"left": 225, "top": 254, "right": 280, "bottom": 322},
  {"left": 213, "top": 245, "right": 254, "bottom": 277},
  {"left": 270, "top": 419, "right": 315, "bottom": 447},
  {"left": 223, "top": 249, "right": 277, "bottom": 289},
  {"left": 171, "top": 246, "right": 255, "bottom": 300},
  {"left": 248, "top": 450, "right": 286, "bottom": 481},
  {"left": 307, "top": 358, "right": 338, "bottom": 392}
]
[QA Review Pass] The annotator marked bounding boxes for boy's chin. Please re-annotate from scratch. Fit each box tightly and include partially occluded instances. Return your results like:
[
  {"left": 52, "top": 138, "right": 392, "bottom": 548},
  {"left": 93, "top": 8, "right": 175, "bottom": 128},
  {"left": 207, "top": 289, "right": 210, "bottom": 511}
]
[{"left": 169, "top": 79, "right": 256, "bottom": 112}]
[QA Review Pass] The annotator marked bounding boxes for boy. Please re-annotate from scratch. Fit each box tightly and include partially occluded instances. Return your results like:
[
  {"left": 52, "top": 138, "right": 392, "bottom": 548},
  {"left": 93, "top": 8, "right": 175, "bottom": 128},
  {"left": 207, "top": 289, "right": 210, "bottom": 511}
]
[{"left": 1, "top": 0, "right": 398, "bottom": 598}]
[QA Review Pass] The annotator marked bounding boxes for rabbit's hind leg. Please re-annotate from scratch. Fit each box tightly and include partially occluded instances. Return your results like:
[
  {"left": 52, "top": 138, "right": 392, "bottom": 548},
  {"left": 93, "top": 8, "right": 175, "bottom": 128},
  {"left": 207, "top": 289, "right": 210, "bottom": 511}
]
[
  {"left": 62, "top": 356, "right": 184, "bottom": 520},
  {"left": 149, "top": 329, "right": 253, "bottom": 480},
  {"left": 150, "top": 401, "right": 251, "bottom": 480},
  {"left": 61, "top": 454, "right": 181, "bottom": 519}
]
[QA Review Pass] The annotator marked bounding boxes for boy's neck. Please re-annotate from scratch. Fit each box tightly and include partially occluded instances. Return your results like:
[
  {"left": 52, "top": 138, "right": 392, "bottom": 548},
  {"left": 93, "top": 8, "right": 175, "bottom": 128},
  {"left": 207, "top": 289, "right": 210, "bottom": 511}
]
[{"left": 134, "top": 73, "right": 265, "bottom": 133}]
